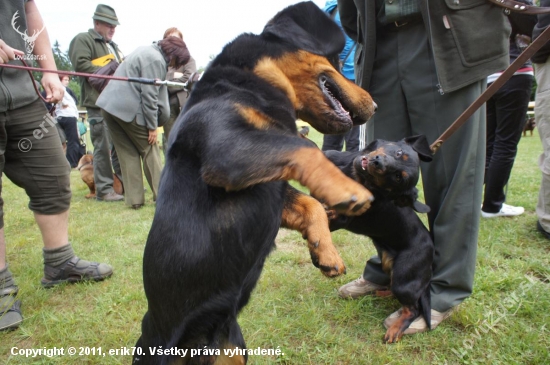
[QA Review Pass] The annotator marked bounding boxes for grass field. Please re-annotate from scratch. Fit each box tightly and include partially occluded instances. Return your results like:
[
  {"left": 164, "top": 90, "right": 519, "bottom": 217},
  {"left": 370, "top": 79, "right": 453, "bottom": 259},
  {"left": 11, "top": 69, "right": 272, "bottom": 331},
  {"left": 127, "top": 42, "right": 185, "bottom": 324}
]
[{"left": 0, "top": 127, "right": 549, "bottom": 365}]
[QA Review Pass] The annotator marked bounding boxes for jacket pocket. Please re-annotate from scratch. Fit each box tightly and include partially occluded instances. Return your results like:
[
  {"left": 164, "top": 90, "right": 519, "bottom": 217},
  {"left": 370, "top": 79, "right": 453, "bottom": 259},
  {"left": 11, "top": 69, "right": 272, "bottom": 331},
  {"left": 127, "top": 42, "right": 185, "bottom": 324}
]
[{"left": 443, "top": 0, "right": 510, "bottom": 67}]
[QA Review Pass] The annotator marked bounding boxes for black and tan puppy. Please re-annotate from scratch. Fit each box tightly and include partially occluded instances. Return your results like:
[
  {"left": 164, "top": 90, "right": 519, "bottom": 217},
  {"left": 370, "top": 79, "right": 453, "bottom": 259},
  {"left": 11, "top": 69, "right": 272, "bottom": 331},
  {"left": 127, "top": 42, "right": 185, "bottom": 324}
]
[
  {"left": 323, "top": 135, "right": 434, "bottom": 344},
  {"left": 134, "top": 2, "right": 376, "bottom": 364}
]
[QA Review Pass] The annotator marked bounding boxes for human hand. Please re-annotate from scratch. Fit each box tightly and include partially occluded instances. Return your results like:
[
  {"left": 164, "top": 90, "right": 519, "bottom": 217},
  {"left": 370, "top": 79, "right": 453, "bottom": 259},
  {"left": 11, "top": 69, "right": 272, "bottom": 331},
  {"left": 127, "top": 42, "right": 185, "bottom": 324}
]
[
  {"left": 0, "top": 39, "right": 24, "bottom": 64},
  {"left": 41, "top": 73, "right": 65, "bottom": 104},
  {"left": 148, "top": 129, "right": 158, "bottom": 145}
]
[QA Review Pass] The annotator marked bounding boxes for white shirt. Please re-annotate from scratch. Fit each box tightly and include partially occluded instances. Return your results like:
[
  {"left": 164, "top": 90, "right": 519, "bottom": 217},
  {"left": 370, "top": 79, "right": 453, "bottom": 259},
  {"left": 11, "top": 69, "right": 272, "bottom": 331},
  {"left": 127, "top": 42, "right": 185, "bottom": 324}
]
[{"left": 55, "top": 88, "right": 79, "bottom": 118}]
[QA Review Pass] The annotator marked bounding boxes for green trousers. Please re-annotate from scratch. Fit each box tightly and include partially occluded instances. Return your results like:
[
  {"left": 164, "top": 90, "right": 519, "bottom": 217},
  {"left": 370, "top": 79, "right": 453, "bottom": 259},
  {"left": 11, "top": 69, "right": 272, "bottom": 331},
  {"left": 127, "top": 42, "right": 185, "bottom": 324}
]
[
  {"left": 362, "top": 22, "right": 486, "bottom": 312},
  {"left": 102, "top": 111, "right": 162, "bottom": 207}
]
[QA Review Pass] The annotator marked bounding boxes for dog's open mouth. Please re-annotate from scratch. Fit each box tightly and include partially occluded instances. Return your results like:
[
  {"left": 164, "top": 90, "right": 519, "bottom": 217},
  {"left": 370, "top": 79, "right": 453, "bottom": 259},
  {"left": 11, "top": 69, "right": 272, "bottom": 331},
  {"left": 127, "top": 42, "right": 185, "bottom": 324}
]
[
  {"left": 320, "top": 75, "right": 352, "bottom": 125},
  {"left": 363, "top": 155, "right": 387, "bottom": 175}
]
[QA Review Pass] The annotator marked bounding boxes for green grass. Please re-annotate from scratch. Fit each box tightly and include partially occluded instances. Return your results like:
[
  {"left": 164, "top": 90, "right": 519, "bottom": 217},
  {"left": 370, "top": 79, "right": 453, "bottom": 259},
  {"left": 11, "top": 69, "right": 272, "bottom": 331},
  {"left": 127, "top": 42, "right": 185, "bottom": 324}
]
[{"left": 1, "top": 128, "right": 549, "bottom": 364}]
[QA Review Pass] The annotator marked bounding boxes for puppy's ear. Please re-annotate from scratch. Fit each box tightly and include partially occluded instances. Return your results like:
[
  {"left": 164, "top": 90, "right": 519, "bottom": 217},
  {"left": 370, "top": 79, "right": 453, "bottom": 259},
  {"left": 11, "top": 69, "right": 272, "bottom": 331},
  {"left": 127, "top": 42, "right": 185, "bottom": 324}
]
[
  {"left": 393, "top": 188, "right": 417, "bottom": 208},
  {"left": 362, "top": 139, "right": 381, "bottom": 153},
  {"left": 262, "top": 1, "right": 345, "bottom": 58},
  {"left": 393, "top": 188, "right": 430, "bottom": 213},
  {"left": 413, "top": 201, "right": 431, "bottom": 213},
  {"left": 403, "top": 135, "right": 433, "bottom": 162}
]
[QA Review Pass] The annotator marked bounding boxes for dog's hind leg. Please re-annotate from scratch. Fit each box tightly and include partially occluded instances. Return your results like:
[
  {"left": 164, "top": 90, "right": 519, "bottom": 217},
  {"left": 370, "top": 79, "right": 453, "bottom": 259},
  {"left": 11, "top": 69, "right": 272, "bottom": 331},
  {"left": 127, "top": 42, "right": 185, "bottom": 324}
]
[
  {"left": 212, "top": 320, "right": 247, "bottom": 365},
  {"left": 281, "top": 185, "right": 346, "bottom": 277},
  {"left": 383, "top": 305, "right": 421, "bottom": 343},
  {"left": 383, "top": 249, "right": 432, "bottom": 343}
]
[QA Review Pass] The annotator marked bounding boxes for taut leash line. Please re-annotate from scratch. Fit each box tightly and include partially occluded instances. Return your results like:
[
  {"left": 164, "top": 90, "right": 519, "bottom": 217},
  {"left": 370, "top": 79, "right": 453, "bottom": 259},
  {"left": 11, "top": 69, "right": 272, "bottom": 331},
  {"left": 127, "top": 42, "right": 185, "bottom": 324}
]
[{"left": 0, "top": 59, "right": 190, "bottom": 89}]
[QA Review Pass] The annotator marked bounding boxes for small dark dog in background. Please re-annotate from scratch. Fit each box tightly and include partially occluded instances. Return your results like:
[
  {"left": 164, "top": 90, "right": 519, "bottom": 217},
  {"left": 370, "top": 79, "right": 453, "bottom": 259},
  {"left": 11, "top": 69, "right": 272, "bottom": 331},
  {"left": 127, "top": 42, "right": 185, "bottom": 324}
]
[
  {"left": 523, "top": 116, "right": 536, "bottom": 136},
  {"left": 324, "top": 135, "right": 435, "bottom": 343}
]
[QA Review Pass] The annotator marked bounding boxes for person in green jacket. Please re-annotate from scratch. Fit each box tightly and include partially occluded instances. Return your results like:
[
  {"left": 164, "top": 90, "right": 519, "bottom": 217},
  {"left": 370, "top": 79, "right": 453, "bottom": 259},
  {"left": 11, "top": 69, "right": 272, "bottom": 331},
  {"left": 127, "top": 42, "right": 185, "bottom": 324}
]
[
  {"left": 69, "top": 4, "right": 124, "bottom": 202},
  {"left": 336, "top": 0, "right": 510, "bottom": 335}
]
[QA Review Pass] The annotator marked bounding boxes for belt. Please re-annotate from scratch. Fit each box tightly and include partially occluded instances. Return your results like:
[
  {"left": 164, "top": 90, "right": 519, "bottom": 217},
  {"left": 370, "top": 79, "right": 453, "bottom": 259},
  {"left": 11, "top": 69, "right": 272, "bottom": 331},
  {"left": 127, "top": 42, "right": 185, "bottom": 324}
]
[{"left": 381, "top": 16, "right": 423, "bottom": 31}]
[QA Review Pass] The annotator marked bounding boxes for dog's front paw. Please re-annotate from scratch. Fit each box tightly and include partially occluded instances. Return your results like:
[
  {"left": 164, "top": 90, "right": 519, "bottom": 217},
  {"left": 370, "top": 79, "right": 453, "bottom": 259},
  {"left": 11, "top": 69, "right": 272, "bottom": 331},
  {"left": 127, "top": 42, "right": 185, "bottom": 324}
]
[
  {"left": 327, "top": 182, "right": 373, "bottom": 216},
  {"left": 306, "top": 232, "right": 346, "bottom": 277},
  {"left": 324, "top": 204, "right": 338, "bottom": 221},
  {"left": 309, "top": 245, "right": 346, "bottom": 277}
]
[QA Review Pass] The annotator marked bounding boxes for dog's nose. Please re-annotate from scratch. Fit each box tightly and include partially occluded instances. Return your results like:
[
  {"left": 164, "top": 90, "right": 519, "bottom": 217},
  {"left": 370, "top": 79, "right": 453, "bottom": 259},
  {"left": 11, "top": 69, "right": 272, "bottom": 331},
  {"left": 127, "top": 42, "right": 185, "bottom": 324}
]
[
  {"left": 373, "top": 101, "right": 378, "bottom": 112},
  {"left": 371, "top": 155, "right": 385, "bottom": 168}
]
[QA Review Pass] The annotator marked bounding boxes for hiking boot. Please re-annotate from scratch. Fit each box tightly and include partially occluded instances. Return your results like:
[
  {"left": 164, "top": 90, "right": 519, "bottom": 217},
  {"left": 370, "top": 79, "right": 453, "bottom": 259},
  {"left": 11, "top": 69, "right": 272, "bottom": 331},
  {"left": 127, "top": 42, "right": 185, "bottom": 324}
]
[
  {"left": 481, "top": 203, "right": 524, "bottom": 218},
  {"left": 338, "top": 277, "right": 388, "bottom": 299},
  {"left": 97, "top": 191, "right": 124, "bottom": 202},
  {"left": 383, "top": 308, "right": 453, "bottom": 335},
  {"left": 41, "top": 256, "right": 113, "bottom": 288},
  {"left": 0, "top": 286, "right": 22, "bottom": 331}
]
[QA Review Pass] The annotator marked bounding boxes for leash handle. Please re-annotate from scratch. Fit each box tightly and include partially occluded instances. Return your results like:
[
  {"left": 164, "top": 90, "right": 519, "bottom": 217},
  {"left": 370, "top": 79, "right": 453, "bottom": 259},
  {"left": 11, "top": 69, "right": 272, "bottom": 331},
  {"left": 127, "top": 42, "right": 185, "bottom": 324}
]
[
  {"left": 430, "top": 23, "right": 550, "bottom": 154},
  {"left": 14, "top": 58, "right": 56, "bottom": 114}
]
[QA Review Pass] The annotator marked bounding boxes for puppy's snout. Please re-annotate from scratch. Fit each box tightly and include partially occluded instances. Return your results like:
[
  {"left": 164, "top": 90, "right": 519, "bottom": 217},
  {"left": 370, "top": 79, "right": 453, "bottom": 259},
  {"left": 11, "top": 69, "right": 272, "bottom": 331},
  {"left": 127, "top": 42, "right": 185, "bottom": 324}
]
[
  {"left": 373, "top": 101, "right": 378, "bottom": 112},
  {"left": 370, "top": 155, "right": 386, "bottom": 170}
]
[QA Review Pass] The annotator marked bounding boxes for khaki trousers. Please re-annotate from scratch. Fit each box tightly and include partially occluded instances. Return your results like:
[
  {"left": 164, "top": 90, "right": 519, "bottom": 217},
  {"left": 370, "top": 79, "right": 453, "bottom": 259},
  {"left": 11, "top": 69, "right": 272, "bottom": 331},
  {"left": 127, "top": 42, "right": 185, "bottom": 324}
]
[{"left": 102, "top": 111, "right": 161, "bottom": 207}]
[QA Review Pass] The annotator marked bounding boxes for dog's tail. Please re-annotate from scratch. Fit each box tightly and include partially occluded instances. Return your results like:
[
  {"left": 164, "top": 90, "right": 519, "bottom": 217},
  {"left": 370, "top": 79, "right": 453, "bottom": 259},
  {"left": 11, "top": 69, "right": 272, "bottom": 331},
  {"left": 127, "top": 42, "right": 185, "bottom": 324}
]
[{"left": 420, "top": 285, "right": 431, "bottom": 330}]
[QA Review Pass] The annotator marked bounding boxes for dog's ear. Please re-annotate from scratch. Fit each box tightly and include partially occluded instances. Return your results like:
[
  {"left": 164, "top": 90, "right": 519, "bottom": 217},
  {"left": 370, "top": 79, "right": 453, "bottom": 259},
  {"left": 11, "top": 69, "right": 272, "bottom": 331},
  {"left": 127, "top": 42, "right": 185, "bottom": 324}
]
[
  {"left": 362, "top": 139, "right": 381, "bottom": 153},
  {"left": 403, "top": 135, "right": 433, "bottom": 162},
  {"left": 412, "top": 200, "right": 431, "bottom": 213},
  {"left": 262, "top": 1, "right": 345, "bottom": 58},
  {"left": 393, "top": 188, "right": 431, "bottom": 213}
]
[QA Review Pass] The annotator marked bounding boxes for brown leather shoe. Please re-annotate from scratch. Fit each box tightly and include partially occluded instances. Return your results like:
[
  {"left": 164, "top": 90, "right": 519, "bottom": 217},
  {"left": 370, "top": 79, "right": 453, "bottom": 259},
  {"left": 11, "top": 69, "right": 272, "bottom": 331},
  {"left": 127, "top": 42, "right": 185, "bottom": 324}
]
[
  {"left": 338, "top": 277, "right": 388, "bottom": 299},
  {"left": 97, "top": 191, "right": 124, "bottom": 202}
]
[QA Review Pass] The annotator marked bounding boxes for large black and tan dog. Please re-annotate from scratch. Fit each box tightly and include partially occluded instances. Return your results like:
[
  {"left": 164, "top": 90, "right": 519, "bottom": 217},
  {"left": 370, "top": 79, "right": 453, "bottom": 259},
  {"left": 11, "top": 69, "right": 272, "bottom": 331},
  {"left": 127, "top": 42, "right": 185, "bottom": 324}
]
[
  {"left": 134, "top": 2, "right": 376, "bottom": 364},
  {"left": 323, "top": 136, "right": 435, "bottom": 343}
]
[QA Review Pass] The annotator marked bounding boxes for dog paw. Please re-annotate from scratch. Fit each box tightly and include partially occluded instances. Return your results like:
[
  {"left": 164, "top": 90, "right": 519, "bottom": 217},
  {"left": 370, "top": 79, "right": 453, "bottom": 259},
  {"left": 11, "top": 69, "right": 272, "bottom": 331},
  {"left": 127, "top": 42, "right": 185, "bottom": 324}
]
[
  {"left": 309, "top": 240, "right": 346, "bottom": 278},
  {"left": 324, "top": 204, "right": 338, "bottom": 221},
  {"left": 383, "top": 328, "right": 403, "bottom": 344},
  {"left": 330, "top": 186, "right": 373, "bottom": 216}
]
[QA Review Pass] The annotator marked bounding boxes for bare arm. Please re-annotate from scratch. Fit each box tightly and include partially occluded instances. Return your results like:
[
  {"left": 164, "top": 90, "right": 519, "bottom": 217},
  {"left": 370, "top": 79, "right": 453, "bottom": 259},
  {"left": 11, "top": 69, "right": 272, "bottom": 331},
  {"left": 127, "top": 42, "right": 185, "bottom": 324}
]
[{"left": 25, "top": 0, "right": 64, "bottom": 103}]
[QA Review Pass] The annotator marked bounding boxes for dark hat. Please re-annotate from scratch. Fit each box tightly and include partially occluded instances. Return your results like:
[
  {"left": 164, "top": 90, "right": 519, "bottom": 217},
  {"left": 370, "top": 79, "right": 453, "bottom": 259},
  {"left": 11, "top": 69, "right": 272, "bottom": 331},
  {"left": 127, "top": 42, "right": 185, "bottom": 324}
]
[{"left": 92, "top": 4, "right": 120, "bottom": 26}]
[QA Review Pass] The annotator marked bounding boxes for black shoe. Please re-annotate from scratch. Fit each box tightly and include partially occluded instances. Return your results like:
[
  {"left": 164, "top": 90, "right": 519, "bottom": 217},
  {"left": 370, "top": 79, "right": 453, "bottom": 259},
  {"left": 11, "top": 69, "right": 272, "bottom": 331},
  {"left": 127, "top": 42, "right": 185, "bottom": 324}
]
[{"left": 537, "top": 221, "right": 550, "bottom": 240}]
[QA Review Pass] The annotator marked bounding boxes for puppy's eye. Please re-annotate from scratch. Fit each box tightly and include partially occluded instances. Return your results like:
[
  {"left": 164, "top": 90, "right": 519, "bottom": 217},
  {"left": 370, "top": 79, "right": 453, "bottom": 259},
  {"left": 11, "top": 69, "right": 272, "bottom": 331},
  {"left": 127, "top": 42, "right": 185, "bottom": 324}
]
[
  {"left": 395, "top": 172, "right": 402, "bottom": 182},
  {"left": 396, "top": 150, "right": 403, "bottom": 157}
]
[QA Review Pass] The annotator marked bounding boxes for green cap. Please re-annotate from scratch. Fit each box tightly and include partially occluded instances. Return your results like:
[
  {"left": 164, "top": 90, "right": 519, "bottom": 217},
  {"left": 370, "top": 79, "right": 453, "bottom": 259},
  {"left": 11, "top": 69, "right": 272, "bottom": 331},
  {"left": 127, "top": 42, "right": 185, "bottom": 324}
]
[{"left": 92, "top": 4, "right": 120, "bottom": 26}]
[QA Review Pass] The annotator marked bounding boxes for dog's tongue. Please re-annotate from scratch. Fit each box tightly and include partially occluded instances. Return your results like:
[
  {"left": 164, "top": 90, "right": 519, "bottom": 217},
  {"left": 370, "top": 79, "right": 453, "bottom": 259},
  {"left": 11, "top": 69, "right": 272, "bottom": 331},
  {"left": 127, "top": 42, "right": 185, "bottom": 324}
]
[{"left": 361, "top": 156, "right": 368, "bottom": 170}]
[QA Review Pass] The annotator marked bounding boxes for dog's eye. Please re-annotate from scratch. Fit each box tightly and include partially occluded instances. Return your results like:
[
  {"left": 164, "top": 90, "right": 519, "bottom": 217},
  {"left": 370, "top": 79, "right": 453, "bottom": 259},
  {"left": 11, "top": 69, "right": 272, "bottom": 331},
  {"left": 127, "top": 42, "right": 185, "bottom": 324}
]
[
  {"left": 396, "top": 150, "right": 403, "bottom": 157},
  {"left": 395, "top": 172, "right": 402, "bottom": 182}
]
